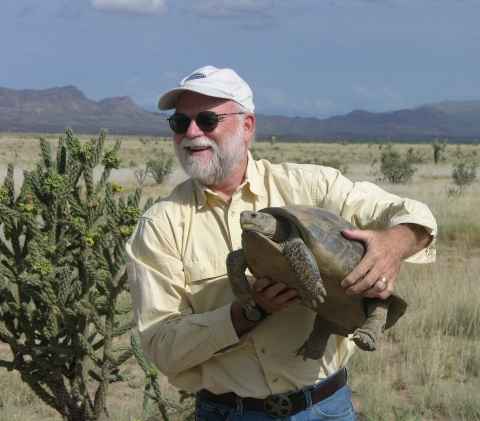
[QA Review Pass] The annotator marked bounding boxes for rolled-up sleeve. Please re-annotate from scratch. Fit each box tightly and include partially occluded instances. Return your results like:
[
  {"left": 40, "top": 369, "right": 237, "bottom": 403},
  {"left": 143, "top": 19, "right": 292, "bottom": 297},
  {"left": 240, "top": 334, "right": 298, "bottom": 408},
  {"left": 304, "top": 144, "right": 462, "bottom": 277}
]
[{"left": 315, "top": 166, "right": 437, "bottom": 263}]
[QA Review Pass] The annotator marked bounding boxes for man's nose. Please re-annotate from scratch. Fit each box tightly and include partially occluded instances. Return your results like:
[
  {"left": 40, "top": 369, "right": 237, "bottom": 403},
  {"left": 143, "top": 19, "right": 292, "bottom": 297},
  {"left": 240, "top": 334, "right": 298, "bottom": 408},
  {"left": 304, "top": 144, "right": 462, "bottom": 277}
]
[{"left": 185, "top": 117, "right": 205, "bottom": 138}]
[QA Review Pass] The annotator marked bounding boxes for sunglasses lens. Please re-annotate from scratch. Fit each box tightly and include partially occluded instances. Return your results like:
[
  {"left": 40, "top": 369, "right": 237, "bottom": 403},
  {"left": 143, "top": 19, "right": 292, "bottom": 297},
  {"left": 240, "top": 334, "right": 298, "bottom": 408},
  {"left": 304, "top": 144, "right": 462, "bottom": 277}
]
[
  {"left": 168, "top": 114, "right": 190, "bottom": 134},
  {"left": 196, "top": 111, "right": 219, "bottom": 132}
]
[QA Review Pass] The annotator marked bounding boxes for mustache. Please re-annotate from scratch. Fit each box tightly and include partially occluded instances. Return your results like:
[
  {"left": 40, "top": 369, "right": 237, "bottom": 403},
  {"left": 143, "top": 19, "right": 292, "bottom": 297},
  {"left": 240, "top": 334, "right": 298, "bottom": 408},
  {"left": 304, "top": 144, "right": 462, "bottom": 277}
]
[{"left": 178, "top": 136, "right": 217, "bottom": 150}]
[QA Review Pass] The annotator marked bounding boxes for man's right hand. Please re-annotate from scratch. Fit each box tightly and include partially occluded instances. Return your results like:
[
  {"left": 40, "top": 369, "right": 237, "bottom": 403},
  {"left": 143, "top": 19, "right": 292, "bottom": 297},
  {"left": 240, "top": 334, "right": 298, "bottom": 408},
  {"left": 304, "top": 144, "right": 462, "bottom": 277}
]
[
  {"left": 231, "top": 277, "right": 303, "bottom": 337},
  {"left": 251, "top": 277, "right": 303, "bottom": 314}
]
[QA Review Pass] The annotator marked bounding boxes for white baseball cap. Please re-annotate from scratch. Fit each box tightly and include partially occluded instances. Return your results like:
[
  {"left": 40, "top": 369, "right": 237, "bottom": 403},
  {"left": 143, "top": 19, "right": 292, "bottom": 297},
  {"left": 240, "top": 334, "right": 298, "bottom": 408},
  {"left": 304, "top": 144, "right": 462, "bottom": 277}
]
[{"left": 158, "top": 65, "right": 255, "bottom": 112}]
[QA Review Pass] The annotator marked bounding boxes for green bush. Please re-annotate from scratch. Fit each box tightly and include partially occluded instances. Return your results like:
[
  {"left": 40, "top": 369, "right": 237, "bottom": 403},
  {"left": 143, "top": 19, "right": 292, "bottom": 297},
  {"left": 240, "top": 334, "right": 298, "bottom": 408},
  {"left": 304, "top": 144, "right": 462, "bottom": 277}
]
[
  {"left": 447, "top": 161, "right": 478, "bottom": 199},
  {"left": 0, "top": 129, "right": 155, "bottom": 421},
  {"left": 146, "top": 151, "right": 175, "bottom": 184},
  {"left": 376, "top": 149, "right": 418, "bottom": 183},
  {"left": 452, "top": 161, "right": 477, "bottom": 188}
]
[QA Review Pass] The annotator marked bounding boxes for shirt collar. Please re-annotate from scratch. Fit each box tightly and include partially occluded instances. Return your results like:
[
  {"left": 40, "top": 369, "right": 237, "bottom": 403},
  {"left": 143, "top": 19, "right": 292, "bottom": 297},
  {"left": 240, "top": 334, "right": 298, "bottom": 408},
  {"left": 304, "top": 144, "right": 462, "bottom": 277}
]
[
  {"left": 244, "top": 151, "right": 264, "bottom": 198},
  {"left": 192, "top": 151, "right": 264, "bottom": 209}
]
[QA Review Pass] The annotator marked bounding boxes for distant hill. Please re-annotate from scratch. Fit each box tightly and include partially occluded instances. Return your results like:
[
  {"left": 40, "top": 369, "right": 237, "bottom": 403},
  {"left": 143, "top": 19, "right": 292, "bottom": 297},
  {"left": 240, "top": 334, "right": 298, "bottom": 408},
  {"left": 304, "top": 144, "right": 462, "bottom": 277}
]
[
  {"left": 1, "top": 86, "right": 479, "bottom": 140},
  {"left": 0, "top": 86, "right": 171, "bottom": 135},
  {"left": 413, "top": 100, "right": 480, "bottom": 114}
]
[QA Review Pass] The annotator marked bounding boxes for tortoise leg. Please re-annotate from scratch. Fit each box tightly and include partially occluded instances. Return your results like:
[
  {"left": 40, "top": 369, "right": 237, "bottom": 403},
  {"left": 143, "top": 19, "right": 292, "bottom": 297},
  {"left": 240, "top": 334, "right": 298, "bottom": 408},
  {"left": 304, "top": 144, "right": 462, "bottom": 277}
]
[
  {"left": 295, "top": 315, "right": 352, "bottom": 361},
  {"left": 352, "top": 296, "right": 393, "bottom": 351},
  {"left": 283, "top": 237, "right": 327, "bottom": 307},
  {"left": 226, "top": 249, "right": 256, "bottom": 310}
]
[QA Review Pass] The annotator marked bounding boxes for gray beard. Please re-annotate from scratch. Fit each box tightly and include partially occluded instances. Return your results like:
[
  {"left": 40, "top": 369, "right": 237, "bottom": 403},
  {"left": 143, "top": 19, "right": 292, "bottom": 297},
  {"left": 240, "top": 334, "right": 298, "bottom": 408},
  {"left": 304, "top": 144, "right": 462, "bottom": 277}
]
[{"left": 174, "top": 126, "right": 247, "bottom": 186}]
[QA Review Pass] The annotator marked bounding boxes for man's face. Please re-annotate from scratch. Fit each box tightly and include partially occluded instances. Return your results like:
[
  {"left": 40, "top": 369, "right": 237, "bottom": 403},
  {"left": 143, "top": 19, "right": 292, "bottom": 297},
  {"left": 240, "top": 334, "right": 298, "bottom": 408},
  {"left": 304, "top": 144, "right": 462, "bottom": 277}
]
[{"left": 172, "top": 91, "right": 251, "bottom": 187}]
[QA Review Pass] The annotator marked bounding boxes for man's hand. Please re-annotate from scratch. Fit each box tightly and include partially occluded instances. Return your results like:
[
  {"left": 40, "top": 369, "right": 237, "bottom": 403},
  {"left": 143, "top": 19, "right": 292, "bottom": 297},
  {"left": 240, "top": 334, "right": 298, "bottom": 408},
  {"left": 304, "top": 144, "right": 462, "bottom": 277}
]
[
  {"left": 231, "top": 277, "right": 302, "bottom": 337},
  {"left": 251, "top": 277, "right": 303, "bottom": 313},
  {"left": 340, "top": 223, "right": 431, "bottom": 299}
]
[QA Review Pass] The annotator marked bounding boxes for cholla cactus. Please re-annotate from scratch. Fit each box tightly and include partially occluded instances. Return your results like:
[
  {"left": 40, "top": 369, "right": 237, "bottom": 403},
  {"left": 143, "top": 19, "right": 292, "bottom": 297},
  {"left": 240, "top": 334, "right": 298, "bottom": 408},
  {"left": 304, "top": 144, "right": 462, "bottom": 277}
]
[
  {"left": 129, "top": 336, "right": 190, "bottom": 421},
  {"left": 0, "top": 128, "right": 154, "bottom": 421}
]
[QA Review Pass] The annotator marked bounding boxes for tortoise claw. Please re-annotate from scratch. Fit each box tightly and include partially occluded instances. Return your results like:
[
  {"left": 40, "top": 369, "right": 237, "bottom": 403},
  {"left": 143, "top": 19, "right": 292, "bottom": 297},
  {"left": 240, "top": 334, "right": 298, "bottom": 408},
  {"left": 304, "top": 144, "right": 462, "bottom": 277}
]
[
  {"left": 294, "top": 346, "right": 309, "bottom": 361},
  {"left": 352, "top": 330, "right": 376, "bottom": 351},
  {"left": 243, "top": 299, "right": 256, "bottom": 311},
  {"left": 304, "top": 294, "right": 325, "bottom": 308}
]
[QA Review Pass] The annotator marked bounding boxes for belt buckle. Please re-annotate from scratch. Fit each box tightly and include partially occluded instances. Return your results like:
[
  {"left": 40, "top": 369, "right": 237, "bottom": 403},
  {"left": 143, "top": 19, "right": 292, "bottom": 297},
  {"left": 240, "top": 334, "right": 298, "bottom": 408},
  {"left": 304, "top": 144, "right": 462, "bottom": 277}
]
[{"left": 263, "top": 394, "right": 293, "bottom": 418}]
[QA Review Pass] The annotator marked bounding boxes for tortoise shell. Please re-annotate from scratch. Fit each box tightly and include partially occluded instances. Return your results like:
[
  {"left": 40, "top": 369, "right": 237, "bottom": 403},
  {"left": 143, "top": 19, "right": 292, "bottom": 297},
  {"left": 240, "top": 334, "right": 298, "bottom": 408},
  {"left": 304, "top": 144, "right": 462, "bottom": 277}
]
[{"left": 241, "top": 205, "right": 407, "bottom": 331}]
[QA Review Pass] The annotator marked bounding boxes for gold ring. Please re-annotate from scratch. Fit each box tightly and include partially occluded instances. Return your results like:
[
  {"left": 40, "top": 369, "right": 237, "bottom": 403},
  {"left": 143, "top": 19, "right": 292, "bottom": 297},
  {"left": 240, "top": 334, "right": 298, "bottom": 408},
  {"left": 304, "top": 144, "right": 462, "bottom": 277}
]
[{"left": 379, "top": 277, "right": 388, "bottom": 285}]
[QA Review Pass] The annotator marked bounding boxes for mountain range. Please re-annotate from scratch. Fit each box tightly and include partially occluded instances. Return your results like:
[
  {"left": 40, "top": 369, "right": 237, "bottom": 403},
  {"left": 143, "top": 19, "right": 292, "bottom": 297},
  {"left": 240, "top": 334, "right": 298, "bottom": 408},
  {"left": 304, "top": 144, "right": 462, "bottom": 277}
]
[{"left": 1, "top": 86, "right": 479, "bottom": 141}]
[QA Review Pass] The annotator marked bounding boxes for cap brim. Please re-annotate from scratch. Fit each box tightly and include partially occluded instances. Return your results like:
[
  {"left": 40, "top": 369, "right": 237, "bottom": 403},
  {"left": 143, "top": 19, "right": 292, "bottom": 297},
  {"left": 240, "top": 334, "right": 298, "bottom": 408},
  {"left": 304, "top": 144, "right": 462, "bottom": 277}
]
[{"left": 158, "top": 86, "right": 233, "bottom": 110}]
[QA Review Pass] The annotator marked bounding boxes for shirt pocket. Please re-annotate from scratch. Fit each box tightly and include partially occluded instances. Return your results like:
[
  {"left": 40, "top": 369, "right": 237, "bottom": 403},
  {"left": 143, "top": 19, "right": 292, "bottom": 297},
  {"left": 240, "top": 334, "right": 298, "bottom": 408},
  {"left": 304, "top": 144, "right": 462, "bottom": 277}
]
[
  {"left": 183, "top": 251, "right": 230, "bottom": 283},
  {"left": 183, "top": 252, "right": 236, "bottom": 313}
]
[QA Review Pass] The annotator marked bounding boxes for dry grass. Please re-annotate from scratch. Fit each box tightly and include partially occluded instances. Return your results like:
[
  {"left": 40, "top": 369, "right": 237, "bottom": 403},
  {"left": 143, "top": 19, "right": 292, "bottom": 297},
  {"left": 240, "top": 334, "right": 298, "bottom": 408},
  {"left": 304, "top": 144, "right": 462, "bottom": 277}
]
[{"left": 1, "top": 132, "right": 479, "bottom": 420}]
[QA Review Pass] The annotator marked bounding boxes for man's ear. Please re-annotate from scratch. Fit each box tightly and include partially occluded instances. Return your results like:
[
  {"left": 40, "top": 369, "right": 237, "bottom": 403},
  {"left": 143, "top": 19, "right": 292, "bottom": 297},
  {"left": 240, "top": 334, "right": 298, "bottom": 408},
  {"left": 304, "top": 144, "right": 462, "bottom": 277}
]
[{"left": 243, "top": 113, "right": 256, "bottom": 143}]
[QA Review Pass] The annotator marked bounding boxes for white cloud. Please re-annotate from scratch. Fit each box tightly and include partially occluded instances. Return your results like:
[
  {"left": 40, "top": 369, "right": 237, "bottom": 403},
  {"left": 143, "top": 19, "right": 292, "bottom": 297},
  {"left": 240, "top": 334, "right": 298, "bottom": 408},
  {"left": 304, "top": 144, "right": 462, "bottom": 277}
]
[
  {"left": 91, "top": 0, "right": 166, "bottom": 15},
  {"left": 351, "top": 84, "right": 402, "bottom": 110},
  {"left": 123, "top": 77, "right": 165, "bottom": 109},
  {"left": 259, "top": 87, "right": 287, "bottom": 108},
  {"left": 163, "top": 71, "right": 178, "bottom": 80},
  {"left": 185, "top": 0, "right": 274, "bottom": 19},
  {"left": 314, "top": 99, "right": 334, "bottom": 111},
  {"left": 124, "top": 76, "right": 140, "bottom": 87}
]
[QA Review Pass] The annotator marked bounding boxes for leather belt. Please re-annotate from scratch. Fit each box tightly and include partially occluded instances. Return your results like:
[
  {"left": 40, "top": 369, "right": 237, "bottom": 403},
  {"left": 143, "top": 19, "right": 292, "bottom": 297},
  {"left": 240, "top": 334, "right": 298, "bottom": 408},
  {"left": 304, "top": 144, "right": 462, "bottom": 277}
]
[{"left": 198, "top": 367, "right": 347, "bottom": 418}]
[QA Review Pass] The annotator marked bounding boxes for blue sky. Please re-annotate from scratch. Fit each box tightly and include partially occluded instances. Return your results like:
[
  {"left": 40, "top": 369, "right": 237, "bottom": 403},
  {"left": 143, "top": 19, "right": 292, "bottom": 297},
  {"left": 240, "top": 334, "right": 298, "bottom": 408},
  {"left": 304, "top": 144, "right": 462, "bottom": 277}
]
[{"left": 1, "top": 0, "right": 479, "bottom": 118}]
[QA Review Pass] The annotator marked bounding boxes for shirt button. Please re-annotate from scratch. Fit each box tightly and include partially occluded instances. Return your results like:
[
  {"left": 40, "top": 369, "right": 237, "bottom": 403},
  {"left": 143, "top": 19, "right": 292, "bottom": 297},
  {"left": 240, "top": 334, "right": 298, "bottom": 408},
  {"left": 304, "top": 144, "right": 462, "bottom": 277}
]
[
  {"left": 261, "top": 348, "right": 267, "bottom": 354},
  {"left": 273, "top": 378, "right": 278, "bottom": 383},
  {"left": 231, "top": 211, "right": 236, "bottom": 216}
]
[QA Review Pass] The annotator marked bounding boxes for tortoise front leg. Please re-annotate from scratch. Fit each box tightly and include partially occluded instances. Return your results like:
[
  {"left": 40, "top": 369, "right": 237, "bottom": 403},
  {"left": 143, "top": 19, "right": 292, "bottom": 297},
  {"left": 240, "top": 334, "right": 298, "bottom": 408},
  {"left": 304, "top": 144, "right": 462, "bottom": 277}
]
[
  {"left": 295, "top": 315, "right": 352, "bottom": 360},
  {"left": 352, "top": 296, "right": 392, "bottom": 351},
  {"left": 283, "top": 237, "right": 326, "bottom": 308},
  {"left": 226, "top": 249, "right": 256, "bottom": 310}
]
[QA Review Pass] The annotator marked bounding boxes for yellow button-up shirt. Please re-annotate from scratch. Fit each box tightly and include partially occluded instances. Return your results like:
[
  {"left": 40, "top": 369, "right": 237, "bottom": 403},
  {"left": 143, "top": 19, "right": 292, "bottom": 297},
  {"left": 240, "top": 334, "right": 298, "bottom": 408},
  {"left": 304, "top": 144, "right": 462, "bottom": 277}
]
[{"left": 126, "top": 153, "right": 437, "bottom": 398}]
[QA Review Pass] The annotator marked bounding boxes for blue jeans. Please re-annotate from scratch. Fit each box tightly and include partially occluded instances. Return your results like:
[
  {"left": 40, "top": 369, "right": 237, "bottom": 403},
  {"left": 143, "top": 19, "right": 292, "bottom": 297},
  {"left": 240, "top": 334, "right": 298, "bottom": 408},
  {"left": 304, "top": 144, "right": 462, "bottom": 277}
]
[{"left": 195, "top": 373, "right": 356, "bottom": 421}]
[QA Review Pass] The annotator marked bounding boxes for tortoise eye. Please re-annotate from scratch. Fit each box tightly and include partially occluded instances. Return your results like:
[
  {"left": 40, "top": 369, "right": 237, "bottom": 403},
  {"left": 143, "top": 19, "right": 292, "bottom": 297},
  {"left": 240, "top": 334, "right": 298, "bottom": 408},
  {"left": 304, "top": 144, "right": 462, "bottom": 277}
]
[{"left": 251, "top": 213, "right": 257, "bottom": 218}]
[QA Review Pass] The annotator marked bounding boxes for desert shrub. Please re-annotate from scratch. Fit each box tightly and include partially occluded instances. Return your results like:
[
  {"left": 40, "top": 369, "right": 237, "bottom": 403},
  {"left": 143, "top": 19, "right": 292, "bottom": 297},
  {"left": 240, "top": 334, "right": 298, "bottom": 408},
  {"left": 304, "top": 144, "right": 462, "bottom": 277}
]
[
  {"left": 293, "top": 156, "right": 349, "bottom": 175},
  {"left": 0, "top": 129, "right": 156, "bottom": 421},
  {"left": 146, "top": 151, "right": 175, "bottom": 184},
  {"left": 376, "top": 149, "right": 418, "bottom": 183},
  {"left": 318, "top": 157, "right": 349, "bottom": 174},
  {"left": 405, "top": 147, "right": 426, "bottom": 164},
  {"left": 432, "top": 139, "right": 444, "bottom": 164},
  {"left": 447, "top": 161, "right": 478, "bottom": 199},
  {"left": 452, "top": 161, "right": 477, "bottom": 188}
]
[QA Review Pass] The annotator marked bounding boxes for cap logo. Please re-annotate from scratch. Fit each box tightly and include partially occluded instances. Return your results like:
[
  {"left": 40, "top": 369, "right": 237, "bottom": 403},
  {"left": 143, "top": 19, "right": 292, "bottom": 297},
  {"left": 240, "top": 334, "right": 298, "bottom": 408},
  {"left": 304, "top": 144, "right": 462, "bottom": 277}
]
[{"left": 184, "top": 72, "right": 206, "bottom": 82}]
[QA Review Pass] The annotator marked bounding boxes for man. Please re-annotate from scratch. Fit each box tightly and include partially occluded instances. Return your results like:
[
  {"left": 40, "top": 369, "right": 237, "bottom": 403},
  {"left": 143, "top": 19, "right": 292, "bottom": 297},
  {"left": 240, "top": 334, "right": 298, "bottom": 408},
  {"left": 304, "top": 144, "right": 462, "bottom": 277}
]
[{"left": 126, "top": 65, "right": 437, "bottom": 420}]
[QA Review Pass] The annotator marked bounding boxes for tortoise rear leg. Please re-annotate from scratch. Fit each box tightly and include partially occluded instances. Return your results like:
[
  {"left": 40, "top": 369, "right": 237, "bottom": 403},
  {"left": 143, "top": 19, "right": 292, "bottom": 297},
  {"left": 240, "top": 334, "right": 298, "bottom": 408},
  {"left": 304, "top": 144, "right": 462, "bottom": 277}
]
[
  {"left": 283, "top": 237, "right": 327, "bottom": 307},
  {"left": 295, "top": 315, "right": 352, "bottom": 361},
  {"left": 227, "top": 249, "right": 256, "bottom": 310},
  {"left": 352, "top": 296, "right": 393, "bottom": 351}
]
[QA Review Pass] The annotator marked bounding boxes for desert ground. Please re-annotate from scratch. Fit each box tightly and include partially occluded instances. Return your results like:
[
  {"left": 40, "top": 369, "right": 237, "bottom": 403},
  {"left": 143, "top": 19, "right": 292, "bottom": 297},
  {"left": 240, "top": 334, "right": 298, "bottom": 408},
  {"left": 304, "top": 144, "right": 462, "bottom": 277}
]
[{"left": 0, "top": 131, "right": 479, "bottom": 421}]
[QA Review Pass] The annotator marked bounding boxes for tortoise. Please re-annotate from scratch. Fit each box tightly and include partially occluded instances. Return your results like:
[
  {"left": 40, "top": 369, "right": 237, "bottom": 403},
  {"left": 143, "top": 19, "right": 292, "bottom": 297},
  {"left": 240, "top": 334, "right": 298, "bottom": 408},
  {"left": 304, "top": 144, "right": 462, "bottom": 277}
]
[{"left": 226, "top": 205, "right": 407, "bottom": 360}]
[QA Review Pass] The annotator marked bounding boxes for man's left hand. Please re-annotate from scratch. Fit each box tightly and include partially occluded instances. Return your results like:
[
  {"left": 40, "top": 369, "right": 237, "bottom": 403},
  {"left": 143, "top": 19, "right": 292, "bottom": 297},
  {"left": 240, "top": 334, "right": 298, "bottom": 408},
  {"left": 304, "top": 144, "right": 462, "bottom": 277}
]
[{"left": 340, "top": 224, "right": 431, "bottom": 299}]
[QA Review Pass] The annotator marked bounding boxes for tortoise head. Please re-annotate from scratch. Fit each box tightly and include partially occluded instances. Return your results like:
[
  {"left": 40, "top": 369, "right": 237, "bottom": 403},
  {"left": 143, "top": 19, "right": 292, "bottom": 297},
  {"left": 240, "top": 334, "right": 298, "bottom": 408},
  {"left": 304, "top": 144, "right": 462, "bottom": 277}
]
[{"left": 240, "top": 211, "right": 290, "bottom": 242}]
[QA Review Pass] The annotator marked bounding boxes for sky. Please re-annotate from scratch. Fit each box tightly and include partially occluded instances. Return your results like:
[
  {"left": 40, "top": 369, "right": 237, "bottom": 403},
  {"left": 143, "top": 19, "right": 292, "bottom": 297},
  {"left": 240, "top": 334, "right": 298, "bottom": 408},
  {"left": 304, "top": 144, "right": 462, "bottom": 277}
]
[{"left": 1, "top": 0, "right": 479, "bottom": 118}]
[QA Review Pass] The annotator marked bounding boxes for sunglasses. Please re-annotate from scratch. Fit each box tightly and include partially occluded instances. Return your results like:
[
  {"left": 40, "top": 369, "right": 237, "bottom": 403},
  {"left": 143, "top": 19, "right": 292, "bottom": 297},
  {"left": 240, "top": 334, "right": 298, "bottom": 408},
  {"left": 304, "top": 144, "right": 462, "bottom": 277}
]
[{"left": 167, "top": 111, "right": 245, "bottom": 134}]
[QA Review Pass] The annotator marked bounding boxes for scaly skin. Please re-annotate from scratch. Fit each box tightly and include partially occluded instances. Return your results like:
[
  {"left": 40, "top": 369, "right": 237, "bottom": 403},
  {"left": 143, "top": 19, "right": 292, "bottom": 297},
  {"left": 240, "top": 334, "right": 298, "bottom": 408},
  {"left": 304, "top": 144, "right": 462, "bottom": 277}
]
[
  {"left": 352, "top": 296, "right": 392, "bottom": 351},
  {"left": 226, "top": 249, "right": 256, "bottom": 310},
  {"left": 284, "top": 237, "right": 326, "bottom": 307},
  {"left": 295, "top": 315, "right": 352, "bottom": 361}
]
